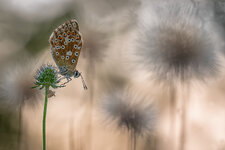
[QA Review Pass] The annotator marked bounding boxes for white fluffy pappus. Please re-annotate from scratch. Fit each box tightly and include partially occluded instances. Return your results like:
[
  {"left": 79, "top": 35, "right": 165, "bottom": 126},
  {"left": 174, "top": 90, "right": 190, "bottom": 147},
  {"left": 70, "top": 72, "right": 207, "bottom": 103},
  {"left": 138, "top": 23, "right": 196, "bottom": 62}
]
[
  {"left": 0, "top": 59, "right": 42, "bottom": 107},
  {"left": 135, "top": 0, "right": 223, "bottom": 84},
  {"left": 101, "top": 88, "right": 156, "bottom": 136}
]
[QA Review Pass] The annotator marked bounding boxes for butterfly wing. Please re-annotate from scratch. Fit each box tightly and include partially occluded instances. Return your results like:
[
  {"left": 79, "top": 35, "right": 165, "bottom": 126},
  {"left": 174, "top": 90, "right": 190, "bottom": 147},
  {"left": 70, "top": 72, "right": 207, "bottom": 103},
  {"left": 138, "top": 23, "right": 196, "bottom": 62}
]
[{"left": 49, "top": 19, "right": 82, "bottom": 76}]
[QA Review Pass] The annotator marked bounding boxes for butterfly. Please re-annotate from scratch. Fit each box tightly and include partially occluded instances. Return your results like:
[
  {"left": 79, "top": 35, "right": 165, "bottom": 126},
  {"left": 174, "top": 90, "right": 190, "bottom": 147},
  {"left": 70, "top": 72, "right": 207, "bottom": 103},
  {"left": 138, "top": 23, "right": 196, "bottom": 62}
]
[{"left": 49, "top": 19, "right": 87, "bottom": 90}]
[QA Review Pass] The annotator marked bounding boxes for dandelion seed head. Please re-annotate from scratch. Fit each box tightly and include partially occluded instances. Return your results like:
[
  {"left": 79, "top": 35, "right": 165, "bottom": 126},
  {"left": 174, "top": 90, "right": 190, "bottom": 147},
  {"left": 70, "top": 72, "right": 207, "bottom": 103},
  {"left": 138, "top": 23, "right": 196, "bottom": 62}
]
[
  {"left": 136, "top": 1, "right": 221, "bottom": 83},
  {"left": 81, "top": 20, "right": 109, "bottom": 63},
  {"left": 0, "top": 59, "right": 42, "bottom": 106},
  {"left": 101, "top": 89, "right": 156, "bottom": 136}
]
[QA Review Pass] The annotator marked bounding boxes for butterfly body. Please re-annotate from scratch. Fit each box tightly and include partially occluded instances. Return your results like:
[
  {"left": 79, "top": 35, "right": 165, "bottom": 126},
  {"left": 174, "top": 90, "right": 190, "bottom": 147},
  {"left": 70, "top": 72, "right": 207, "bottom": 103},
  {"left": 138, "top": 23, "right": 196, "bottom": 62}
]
[{"left": 49, "top": 19, "right": 87, "bottom": 89}]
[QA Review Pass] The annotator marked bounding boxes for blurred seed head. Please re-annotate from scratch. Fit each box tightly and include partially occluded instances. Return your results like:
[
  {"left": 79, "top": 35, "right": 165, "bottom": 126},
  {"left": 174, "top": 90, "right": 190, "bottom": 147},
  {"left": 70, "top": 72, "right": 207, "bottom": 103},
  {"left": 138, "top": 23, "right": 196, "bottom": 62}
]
[
  {"left": 214, "top": 0, "right": 225, "bottom": 41},
  {"left": 81, "top": 0, "right": 139, "bottom": 18},
  {"left": 101, "top": 88, "right": 156, "bottom": 136},
  {"left": 136, "top": 0, "right": 222, "bottom": 84},
  {"left": 98, "top": 65, "right": 130, "bottom": 94},
  {"left": 81, "top": 21, "right": 109, "bottom": 64},
  {"left": 0, "top": 59, "right": 42, "bottom": 107},
  {"left": 215, "top": 0, "right": 225, "bottom": 24}
]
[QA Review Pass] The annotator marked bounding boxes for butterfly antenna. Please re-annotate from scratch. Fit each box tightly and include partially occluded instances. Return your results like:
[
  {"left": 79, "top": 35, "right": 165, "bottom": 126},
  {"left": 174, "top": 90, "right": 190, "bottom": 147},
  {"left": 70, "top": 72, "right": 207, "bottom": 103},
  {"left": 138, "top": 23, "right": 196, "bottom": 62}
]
[{"left": 80, "top": 73, "right": 88, "bottom": 90}]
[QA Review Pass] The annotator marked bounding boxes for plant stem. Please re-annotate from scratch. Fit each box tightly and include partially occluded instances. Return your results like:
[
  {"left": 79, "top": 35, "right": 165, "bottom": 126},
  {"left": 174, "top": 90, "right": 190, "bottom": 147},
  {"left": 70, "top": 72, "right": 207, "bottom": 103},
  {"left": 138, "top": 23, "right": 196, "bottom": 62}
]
[
  {"left": 133, "top": 131, "right": 136, "bottom": 150},
  {"left": 130, "top": 130, "right": 136, "bottom": 150},
  {"left": 18, "top": 104, "right": 22, "bottom": 150},
  {"left": 169, "top": 85, "right": 176, "bottom": 150},
  {"left": 179, "top": 86, "right": 189, "bottom": 150},
  {"left": 69, "top": 114, "right": 74, "bottom": 150},
  {"left": 43, "top": 86, "right": 49, "bottom": 150}
]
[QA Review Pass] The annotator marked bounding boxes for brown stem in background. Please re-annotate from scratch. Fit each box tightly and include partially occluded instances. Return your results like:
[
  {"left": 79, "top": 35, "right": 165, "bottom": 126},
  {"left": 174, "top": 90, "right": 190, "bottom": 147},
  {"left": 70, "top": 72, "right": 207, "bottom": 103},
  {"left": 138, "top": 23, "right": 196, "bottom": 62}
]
[
  {"left": 129, "top": 129, "right": 137, "bottom": 150},
  {"left": 85, "top": 58, "right": 95, "bottom": 150},
  {"left": 179, "top": 86, "right": 189, "bottom": 150},
  {"left": 18, "top": 104, "right": 22, "bottom": 150},
  {"left": 78, "top": 121, "right": 82, "bottom": 150},
  {"left": 169, "top": 85, "right": 176, "bottom": 150},
  {"left": 153, "top": 136, "right": 157, "bottom": 150},
  {"left": 132, "top": 130, "right": 136, "bottom": 150},
  {"left": 69, "top": 109, "right": 84, "bottom": 150},
  {"left": 24, "top": 124, "right": 29, "bottom": 150},
  {"left": 17, "top": 103, "right": 28, "bottom": 150},
  {"left": 69, "top": 114, "right": 75, "bottom": 150},
  {"left": 127, "top": 130, "right": 130, "bottom": 150}
]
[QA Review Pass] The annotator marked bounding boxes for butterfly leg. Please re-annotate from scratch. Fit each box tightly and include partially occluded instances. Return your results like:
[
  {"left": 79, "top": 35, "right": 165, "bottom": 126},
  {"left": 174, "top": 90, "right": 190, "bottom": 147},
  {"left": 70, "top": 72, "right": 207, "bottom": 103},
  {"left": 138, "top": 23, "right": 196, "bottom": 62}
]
[
  {"left": 60, "top": 77, "right": 72, "bottom": 86},
  {"left": 58, "top": 76, "right": 66, "bottom": 82},
  {"left": 57, "top": 76, "right": 67, "bottom": 87}
]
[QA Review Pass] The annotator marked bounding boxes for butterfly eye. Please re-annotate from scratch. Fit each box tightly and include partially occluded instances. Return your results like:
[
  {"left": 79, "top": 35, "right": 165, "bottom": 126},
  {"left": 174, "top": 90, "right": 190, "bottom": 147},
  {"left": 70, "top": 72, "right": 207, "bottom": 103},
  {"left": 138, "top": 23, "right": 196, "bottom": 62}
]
[
  {"left": 61, "top": 56, "right": 64, "bottom": 59},
  {"left": 74, "top": 45, "right": 78, "bottom": 49},
  {"left": 72, "top": 59, "right": 76, "bottom": 63},
  {"left": 56, "top": 52, "right": 59, "bottom": 55},
  {"left": 74, "top": 71, "right": 80, "bottom": 78},
  {"left": 61, "top": 45, "right": 65, "bottom": 49},
  {"left": 75, "top": 52, "right": 79, "bottom": 56},
  {"left": 66, "top": 56, "right": 69, "bottom": 60}
]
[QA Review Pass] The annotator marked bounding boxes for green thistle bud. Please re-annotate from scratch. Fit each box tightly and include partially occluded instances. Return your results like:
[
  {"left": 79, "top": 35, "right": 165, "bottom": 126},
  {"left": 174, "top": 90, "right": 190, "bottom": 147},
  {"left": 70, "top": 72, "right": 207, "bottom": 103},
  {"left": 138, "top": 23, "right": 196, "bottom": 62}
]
[{"left": 33, "top": 64, "right": 62, "bottom": 89}]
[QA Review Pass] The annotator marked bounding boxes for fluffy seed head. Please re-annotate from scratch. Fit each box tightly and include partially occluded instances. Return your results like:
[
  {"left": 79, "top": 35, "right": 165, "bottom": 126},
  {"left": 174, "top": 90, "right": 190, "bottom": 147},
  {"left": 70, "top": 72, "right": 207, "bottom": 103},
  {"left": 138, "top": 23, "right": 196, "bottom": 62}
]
[
  {"left": 82, "top": 25, "right": 108, "bottom": 63},
  {"left": 136, "top": 1, "right": 221, "bottom": 83},
  {"left": 101, "top": 89, "right": 156, "bottom": 136},
  {"left": 0, "top": 60, "right": 42, "bottom": 106}
]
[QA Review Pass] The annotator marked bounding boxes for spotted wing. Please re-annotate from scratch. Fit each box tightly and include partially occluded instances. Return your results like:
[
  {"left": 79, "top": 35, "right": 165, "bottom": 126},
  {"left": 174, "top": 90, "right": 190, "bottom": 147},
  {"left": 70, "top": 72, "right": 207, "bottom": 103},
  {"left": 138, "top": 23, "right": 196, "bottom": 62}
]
[{"left": 49, "top": 19, "right": 82, "bottom": 73}]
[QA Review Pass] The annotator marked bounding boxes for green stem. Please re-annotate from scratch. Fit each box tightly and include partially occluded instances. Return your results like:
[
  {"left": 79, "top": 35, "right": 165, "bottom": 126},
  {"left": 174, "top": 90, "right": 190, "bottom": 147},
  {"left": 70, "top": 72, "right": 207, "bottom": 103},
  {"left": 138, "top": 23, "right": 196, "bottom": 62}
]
[{"left": 43, "top": 86, "right": 49, "bottom": 150}]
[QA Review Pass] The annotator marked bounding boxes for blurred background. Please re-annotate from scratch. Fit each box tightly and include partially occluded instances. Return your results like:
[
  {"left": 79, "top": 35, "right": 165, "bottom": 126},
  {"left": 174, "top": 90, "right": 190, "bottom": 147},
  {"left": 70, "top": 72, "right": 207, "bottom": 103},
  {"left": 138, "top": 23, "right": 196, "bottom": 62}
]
[{"left": 0, "top": 0, "right": 225, "bottom": 150}]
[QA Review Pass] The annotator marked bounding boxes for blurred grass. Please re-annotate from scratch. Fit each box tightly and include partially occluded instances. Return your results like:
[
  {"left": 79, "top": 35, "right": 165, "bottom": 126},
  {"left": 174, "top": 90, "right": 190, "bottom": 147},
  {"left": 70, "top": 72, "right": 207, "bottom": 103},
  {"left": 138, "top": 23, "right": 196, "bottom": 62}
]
[{"left": 0, "top": 102, "right": 18, "bottom": 150}]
